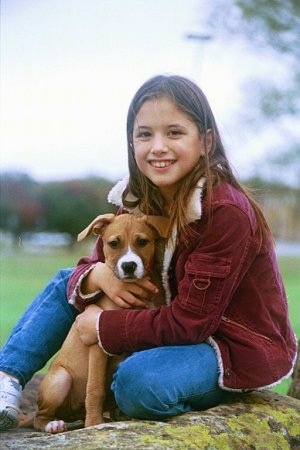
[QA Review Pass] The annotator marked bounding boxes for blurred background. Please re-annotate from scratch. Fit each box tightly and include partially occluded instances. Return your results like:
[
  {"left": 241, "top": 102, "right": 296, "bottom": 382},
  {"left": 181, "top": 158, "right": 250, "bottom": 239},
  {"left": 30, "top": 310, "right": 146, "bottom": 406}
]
[
  {"left": 1, "top": 0, "right": 300, "bottom": 248},
  {"left": 1, "top": 0, "right": 299, "bottom": 246},
  {"left": 0, "top": 2, "right": 299, "bottom": 393}
]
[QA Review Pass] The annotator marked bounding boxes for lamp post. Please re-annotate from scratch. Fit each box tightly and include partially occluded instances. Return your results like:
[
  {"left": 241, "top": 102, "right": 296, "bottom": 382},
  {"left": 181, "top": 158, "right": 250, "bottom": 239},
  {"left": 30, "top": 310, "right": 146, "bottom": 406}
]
[
  {"left": 185, "top": 33, "right": 213, "bottom": 79},
  {"left": 186, "top": 33, "right": 212, "bottom": 42}
]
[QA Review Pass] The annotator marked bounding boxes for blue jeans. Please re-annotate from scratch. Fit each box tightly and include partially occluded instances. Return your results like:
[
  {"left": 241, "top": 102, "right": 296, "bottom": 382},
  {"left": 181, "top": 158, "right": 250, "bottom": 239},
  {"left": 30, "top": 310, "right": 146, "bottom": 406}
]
[
  {"left": 0, "top": 269, "right": 233, "bottom": 418},
  {"left": 0, "top": 269, "right": 77, "bottom": 388},
  {"left": 112, "top": 343, "right": 233, "bottom": 420}
]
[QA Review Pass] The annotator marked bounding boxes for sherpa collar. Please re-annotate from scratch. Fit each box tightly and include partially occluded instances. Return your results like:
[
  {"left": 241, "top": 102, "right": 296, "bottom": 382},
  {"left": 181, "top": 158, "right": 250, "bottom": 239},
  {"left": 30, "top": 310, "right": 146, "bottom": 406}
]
[
  {"left": 107, "top": 175, "right": 142, "bottom": 215},
  {"left": 107, "top": 175, "right": 206, "bottom": 223}
]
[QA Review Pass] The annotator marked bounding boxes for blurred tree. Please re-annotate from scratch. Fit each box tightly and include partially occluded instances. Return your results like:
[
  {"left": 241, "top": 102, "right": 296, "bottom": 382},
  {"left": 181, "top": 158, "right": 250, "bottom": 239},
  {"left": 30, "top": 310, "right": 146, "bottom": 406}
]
[
  {"left": 196, "top": 0, "right": 300, "bottom": 238},
  {"left": 41, "top": 178, "right": 114, "bottom": 242},
  {"left": 244, "top": 174, "right": 300, "bottom": 240},
  {"left": 255, "top": 146, "right": 300, "bottom": 187},
  {"left": 0, "top": 173, "right": 114, "bottom": 243},
  {"left": 202, "top": 0, "right": 300, "bottom": 187},
  {"left": 0, "top": 172, "right": 43, "bottom": 246},
  {"left": 204, "top": 0, "right": 300, "bottom": 120}
]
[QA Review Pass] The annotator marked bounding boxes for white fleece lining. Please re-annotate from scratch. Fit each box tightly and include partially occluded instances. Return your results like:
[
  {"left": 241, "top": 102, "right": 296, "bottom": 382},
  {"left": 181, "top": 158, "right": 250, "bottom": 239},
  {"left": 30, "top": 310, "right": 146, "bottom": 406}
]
[
  {"left": 107, "top": 175, "right": 129, "bottom": 207},
  {"left": 96, "top": 311, "right": 119, "bottom": 356},
  {"left": 186, "top": 177, "right": 206, "bottom": 223},
  {"left": 68, "top": 264, "right": 101, "bottom": 305},
  {"left": 107, "top": 175, "right": 142, "bottom": 216},
  {"left": 161, "top": 177, "right": 206, "bottom": 305},
  {"left": 161, "top": 226, "right": 177, "bottom": 305}
]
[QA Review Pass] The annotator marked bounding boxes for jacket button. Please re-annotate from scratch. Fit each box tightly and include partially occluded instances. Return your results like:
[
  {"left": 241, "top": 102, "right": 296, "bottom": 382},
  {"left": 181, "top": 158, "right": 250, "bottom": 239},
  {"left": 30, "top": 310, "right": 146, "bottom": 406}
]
[{"left": 225, "top": 368, "right": 231, "bottom": 377}]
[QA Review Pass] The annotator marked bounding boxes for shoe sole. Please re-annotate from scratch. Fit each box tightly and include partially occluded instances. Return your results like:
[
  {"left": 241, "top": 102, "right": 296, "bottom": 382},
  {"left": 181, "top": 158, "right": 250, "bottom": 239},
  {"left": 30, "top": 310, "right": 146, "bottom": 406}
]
[{"left": 0, "top": 408, "right": 19, "bottom": 431}]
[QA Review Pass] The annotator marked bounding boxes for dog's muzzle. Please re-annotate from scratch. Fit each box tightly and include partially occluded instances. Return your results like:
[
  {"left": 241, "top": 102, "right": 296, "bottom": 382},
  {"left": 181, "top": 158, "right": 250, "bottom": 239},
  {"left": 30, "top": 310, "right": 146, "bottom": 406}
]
[{"left": 121, "top": 261, "right": 138, "bottom": 277}]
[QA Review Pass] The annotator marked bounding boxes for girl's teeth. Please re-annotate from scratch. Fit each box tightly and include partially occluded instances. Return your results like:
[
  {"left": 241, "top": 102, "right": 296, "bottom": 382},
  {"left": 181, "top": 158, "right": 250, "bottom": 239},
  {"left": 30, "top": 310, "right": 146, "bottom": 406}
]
[{"left": 152, "top": 161, "right": 173, "bottom": 168}]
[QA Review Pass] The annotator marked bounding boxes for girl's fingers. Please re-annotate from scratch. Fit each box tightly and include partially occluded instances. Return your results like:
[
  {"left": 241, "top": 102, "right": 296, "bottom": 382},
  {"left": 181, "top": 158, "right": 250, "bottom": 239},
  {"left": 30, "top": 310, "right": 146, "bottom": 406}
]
[{"left": 113, "top": 293, "right": 149, "bottom": 309}]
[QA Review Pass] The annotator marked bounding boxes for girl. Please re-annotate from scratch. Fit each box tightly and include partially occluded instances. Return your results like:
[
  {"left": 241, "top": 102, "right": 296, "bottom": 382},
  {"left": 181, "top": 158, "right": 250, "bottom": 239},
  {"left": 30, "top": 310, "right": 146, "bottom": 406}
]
[{"left": 0, "top": 75, "right": 296, "bottom": 431}]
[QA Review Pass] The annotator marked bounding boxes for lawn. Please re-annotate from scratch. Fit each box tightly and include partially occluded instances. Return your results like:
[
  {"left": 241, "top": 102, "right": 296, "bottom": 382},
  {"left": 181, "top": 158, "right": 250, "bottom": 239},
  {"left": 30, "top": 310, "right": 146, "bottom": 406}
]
[
  {"left": 0, "top": 249, "right": 85, "bottom": 345},
  {"left": 0, "top": 250, "right": 299, "bottom": 395}
]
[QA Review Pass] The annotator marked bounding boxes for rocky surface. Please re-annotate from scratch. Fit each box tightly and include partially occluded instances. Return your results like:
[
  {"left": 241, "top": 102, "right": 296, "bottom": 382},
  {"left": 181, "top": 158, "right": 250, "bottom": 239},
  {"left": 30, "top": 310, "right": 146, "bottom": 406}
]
[{"left": 1, "top": 375, "right": 300, "bottom": 449}]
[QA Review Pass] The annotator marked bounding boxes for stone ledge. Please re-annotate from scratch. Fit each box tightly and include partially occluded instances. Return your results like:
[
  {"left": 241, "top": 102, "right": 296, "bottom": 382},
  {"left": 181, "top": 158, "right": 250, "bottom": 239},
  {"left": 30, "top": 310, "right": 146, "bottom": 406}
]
[{"left": 1, "top": 390, "right": 300, "bottom": 449}]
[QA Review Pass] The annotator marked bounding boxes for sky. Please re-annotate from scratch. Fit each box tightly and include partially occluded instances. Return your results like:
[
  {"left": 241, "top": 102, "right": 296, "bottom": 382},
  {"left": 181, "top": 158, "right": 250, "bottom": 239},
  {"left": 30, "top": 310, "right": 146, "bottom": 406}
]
[{"left": 1, "top": 0, "right": 294, "bottom": 183}]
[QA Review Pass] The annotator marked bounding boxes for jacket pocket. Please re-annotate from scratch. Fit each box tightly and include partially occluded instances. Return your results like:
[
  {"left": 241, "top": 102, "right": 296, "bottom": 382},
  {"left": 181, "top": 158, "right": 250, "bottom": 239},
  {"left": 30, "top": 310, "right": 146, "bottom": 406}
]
[
  {"left": 221, "top": 316, "right": 273, "bottom": 343},
  {"left": 180, "top": 254, "right": 230, "bottom": 314}
]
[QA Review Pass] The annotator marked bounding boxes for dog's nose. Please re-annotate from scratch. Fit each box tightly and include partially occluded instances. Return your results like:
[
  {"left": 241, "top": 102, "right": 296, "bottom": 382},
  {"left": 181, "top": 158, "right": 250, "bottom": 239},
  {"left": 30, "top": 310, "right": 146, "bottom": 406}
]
[{"left": 121, "top": 261, "right": 137, "bottom": 275}]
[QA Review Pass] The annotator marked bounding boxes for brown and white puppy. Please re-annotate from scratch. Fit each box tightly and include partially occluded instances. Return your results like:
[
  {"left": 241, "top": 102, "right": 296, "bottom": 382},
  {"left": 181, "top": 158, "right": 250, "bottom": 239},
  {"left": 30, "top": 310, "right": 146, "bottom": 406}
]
[{"left": 21, "top": 214, "right": 168, "bottom": 433}]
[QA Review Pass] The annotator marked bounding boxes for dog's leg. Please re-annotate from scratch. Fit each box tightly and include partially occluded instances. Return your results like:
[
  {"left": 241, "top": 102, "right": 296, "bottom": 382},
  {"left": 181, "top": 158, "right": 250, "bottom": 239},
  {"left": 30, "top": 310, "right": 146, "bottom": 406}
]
[
  {"left": 84, "top": 344, "right": 108, "bottom": 427},
  {"left": 34, "top": 366, "right": 72, "bottom": 433}
]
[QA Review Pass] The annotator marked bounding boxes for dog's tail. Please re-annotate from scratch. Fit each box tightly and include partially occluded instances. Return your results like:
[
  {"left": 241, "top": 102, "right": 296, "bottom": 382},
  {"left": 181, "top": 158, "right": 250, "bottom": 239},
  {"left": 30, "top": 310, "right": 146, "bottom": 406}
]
[{"left": 18, "top": 412, "right": 35, "bottom": 428}]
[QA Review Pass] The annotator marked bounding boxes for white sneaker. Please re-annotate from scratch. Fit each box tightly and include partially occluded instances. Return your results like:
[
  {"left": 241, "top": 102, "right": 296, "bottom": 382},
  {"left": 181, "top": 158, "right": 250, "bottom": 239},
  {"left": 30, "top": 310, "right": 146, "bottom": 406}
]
[{"left": 0, "top": 376, "right": 22, "bottom": 431}]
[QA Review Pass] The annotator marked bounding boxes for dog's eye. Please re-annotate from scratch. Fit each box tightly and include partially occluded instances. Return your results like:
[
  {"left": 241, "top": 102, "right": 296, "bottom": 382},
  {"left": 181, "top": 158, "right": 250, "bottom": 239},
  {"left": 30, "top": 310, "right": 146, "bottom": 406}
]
[
  {"left": 136, "top": 238, "right": 149, "bottom": 247},
  {"left": 108, "top": 239, "right": 120, "bottom": 249}
]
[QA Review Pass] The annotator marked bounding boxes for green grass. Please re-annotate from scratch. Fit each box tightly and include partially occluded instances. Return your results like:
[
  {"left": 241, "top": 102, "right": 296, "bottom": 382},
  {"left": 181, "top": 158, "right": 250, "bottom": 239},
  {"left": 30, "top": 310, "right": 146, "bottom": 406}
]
[
  {"left": 271, "top": 256, "right": 300, "bottom": 394},
  {"left": 0, "top": 250, "right": 299, "bottom": 394},
  {"left": 0, "top": 250, "right": 84, "bottom": 345}
]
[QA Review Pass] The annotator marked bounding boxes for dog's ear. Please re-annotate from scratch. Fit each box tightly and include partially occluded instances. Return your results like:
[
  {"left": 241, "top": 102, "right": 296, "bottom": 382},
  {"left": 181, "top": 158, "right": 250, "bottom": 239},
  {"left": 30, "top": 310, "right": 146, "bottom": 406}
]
[
  {"left": 77, "top": 214, "right": 116, "bottom": 241},
  {"left": 143, "top": 216, "right": 169, "bottom": 239}
]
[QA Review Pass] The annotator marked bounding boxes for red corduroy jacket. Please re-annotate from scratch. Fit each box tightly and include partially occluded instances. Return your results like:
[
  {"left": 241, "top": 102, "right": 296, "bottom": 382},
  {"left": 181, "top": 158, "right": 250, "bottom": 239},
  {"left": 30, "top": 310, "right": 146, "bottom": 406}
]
[{"left": 67, "top": 180, "right": 297, "bottom": 391}]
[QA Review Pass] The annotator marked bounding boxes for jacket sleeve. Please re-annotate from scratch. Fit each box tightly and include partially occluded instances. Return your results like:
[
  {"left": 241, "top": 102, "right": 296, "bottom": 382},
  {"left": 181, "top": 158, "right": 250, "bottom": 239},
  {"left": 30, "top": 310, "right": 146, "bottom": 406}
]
[
  {"left": 97, "top": 203, "right": 261, "bottom": 355},
  {"left": 67, "top": 237, "right": 105, "bottom": 312}
]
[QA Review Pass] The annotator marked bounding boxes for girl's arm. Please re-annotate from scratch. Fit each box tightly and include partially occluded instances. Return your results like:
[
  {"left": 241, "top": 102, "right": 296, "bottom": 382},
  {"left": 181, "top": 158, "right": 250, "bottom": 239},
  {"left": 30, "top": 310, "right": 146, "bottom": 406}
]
[{"left": 67, "top": 237, "right": 105, "bottom": 311}]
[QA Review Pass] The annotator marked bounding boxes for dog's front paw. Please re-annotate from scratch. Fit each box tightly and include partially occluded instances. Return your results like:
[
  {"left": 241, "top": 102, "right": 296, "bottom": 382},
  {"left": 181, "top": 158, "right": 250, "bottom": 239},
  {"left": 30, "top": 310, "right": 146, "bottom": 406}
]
[
  {"left": 84, "top": 415, "right": 104, "bottom": 427},
  {"left": 45, "top": 419, "right": 67, "bottom": 433}
]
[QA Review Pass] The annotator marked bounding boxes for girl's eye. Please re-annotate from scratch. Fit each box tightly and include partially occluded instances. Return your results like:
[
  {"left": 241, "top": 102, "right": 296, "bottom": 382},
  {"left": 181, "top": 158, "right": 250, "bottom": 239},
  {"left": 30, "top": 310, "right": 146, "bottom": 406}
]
[
  {"left": 136, "top": 131, "right": 151, "bottom": 140},
  {"left": 169, "top": 129, "right": 183, "bottom": 137}
]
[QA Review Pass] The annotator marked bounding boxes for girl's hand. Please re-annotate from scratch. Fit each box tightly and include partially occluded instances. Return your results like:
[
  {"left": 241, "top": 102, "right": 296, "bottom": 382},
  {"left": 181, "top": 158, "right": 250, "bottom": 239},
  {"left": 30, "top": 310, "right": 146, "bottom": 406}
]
[
  {"left": 75, "top": 304, "right": 102, "bottom": 346},
  {"left": 82, "top": 262, "right": 159, "bottom": 309}
]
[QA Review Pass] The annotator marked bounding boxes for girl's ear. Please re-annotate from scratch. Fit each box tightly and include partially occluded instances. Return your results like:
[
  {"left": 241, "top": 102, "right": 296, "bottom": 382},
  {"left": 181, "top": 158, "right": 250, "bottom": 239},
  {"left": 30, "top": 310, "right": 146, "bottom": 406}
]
[{"left": 200, "top": 129, "right": 213, "bottom": 155}]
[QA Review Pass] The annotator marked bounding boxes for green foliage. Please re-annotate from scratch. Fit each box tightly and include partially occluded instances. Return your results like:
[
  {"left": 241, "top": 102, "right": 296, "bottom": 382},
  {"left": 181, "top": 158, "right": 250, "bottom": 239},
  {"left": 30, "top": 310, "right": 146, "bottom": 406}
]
[
  {"left": 201, "top": 0, "right": 300, "bottom": 189},
  {"left": 0, "top": 172, "right": 42, "bottom": 235},
  {"left": 0, "top": 172, "right": 115, "bottom": 239},
  {"left": 41, "top": 178, "right": 115, "bottom": 238},
  {"left": 235, "top": 0, "right": 300, "bottom": 55},
  {"left": 204, "top": 0, "right": 300, "bottom": 119},
  {"left": 205, "top": 0, "right": 300, "bottom": 56}
]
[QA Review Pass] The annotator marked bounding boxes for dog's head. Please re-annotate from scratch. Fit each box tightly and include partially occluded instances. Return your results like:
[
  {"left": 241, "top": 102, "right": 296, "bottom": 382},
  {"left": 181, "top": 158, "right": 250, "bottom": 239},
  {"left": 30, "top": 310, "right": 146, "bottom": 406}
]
[{"left": 78, "top": 214, "right": 168, "bottom": 281}]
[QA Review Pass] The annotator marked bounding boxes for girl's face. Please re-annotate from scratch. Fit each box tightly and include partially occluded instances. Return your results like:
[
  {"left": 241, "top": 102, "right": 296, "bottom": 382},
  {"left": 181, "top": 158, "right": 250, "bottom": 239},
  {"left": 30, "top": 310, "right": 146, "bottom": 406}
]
[{"left": 132, "top": 97, "right": 208, "bottom": 205}]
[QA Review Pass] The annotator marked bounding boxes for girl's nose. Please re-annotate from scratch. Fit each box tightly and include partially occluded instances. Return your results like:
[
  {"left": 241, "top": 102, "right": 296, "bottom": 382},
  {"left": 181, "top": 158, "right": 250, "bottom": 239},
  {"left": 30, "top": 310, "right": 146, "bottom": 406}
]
[{"left": 151, "top": 135, "right": 168, "bottom": 153}]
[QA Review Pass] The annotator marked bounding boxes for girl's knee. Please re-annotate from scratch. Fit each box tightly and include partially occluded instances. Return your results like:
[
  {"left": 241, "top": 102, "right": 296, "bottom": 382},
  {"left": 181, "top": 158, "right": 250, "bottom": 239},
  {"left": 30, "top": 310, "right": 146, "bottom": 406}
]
[
  {"left": 111, "top": 345, "right": 225, "bottom": 420},
  {"left": 111, "top": 357, "right": 174, "bottom": 419},
  {"left": 112, "top": 356, "right": 149, "bottom": 405}
]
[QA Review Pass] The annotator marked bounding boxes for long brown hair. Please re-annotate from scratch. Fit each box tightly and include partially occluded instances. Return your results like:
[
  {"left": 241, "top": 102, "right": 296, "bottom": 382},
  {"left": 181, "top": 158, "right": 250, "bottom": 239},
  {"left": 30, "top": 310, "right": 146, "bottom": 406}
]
[{"left": 123, "top": 75, "right": 270, "bottom": 239}]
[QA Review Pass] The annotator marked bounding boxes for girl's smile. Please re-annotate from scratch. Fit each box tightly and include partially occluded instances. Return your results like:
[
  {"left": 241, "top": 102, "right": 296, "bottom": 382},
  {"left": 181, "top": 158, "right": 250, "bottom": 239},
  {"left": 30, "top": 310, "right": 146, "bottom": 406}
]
[
  {"left": 133, "top": 97, "right": 208, "bottom": 205},
  {"left": 149, "top": 160, "right": 176, "bottom": 169}
]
